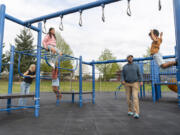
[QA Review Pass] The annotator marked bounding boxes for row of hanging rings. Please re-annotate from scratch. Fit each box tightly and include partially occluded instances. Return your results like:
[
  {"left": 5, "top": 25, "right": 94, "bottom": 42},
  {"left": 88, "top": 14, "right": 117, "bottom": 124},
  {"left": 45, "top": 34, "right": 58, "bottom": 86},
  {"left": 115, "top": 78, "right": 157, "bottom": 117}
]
[
  {"left": 43, "top": 1, "right": 132, "bottom": 32},
  {"left": 41, "top": 0, "right": 162, "bottom": 33}
]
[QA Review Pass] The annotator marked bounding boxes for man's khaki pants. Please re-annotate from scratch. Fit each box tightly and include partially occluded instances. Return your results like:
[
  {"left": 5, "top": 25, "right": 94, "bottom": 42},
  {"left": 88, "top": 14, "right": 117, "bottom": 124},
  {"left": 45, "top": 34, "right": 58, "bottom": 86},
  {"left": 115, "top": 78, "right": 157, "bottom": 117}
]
[{"left": 124, "top": 82, "right": 140, "bottom": 114}]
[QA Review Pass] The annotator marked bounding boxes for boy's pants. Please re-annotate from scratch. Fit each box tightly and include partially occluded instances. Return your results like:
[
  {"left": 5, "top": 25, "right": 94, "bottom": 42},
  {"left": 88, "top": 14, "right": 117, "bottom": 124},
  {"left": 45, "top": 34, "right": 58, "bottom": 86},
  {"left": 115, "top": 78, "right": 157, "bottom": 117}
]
[
  {"left": 124, "top": 82, "right": 140, "bottom": 114},
  {"left": 153, "top": 53, "right": 165, "bottom": 67}
]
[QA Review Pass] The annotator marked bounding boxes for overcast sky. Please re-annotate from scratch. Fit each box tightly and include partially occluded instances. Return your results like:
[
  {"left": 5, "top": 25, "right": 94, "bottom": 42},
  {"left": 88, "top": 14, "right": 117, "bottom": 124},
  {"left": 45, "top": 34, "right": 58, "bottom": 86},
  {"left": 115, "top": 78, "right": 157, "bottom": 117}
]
[{"left": 0, "top": 0, "right": 176, "bottom": 62}]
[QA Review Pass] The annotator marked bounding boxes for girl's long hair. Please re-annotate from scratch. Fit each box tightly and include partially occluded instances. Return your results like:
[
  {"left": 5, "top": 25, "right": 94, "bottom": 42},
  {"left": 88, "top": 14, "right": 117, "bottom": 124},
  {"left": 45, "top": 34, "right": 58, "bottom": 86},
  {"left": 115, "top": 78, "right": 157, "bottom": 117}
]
[
  {"left": 48, "top": 27, "right": 56, "bottom": 39},
  {"left": 29, "top": 64, "right": 36, "bottom": 72}
]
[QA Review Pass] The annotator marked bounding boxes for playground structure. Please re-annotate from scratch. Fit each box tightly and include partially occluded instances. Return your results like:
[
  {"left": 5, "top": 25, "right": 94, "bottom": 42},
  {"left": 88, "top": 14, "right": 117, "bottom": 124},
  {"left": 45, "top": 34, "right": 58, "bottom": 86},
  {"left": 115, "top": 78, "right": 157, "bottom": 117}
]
[
  {"left": 0, "top": 0, "right": 180, "bottom": 117},
  {"left": 16, "top": 48, "right": 95, "bottom": 105},
  {"left": 0, "top": 44, "right": 96, "bottom": 115},
  {"left": 113, "top": 55, "right": 177, "bottom": 101}
]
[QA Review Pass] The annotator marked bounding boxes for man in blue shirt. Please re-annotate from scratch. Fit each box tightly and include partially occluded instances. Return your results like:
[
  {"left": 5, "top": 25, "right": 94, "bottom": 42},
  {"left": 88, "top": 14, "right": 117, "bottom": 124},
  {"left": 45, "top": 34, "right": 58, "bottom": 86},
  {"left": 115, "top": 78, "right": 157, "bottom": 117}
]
[{"left": 122, "top": 55, "right": 143, "bottom": 119}]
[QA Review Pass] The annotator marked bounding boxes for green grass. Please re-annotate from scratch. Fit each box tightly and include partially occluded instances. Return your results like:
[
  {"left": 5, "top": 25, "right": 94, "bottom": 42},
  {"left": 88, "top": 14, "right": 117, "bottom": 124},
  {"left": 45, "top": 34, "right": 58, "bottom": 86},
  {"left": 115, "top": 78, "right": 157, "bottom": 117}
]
[{"left": 0, "top": 80, "right": 172, "bottom": 94}]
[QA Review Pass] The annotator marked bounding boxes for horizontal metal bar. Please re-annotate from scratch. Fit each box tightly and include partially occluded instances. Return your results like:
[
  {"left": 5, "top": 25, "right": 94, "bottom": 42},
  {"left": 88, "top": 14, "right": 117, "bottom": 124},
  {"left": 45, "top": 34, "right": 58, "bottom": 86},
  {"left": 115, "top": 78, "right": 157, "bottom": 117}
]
[
  {"left": 90, "top": 55, "right": 175, "bottom": 64},
  {"left": 25, "top": 0, "right": 122, "bottom": 24},
  {"left": 5, "top": 14, "right": 39, "bottom": 32},
  {"left": 0, "top": 106, "right": 35, "bottom": 112},
  {"left": 154, "top": 82, "right": 177, "bottom": 85},
  {"left": 163, "top": 55, "right": 176, "bottom": 59},
  {"left": 62, "top": 55, "right": 79, "bottom": 61},
  {"left": 40, "top": 77, "right": 52, "bottom": 80},
  {"left": 159, "top": 73, "right": 176, "bottom": 75},
  {"left": 82, "top": 61, "right": 92, "bottom": 65}
]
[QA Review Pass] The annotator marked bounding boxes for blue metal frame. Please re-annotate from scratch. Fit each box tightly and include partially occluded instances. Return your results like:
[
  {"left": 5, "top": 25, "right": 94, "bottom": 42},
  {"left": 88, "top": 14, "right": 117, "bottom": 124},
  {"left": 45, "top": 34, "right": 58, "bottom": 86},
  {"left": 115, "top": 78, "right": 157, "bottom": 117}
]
[
  {"left": 114, "top": 84, "right": 123, "bottom": 99},
  {"left": 5, "top": 14, "right": 39, "bottom": 32},
  {"left": 89, "top": 55, "right": 175, "bottom": 65},
  {"left": 138, "top": 62, "right": 143, "bottom": 98},
  {"left": 79, "top": 56, "right": 83, "bottom": 107},
  {"left": 1, "top": 0, "right": 180, "bottom": 117},
  {"left": 153, "top": 61, "right": 161, "bottom": 101},
  {"left": 56, "top": 56, "right": 61, "bottom": 105},
  {"left": 0, "top": 5, "right": 5, "bottom": 77},
  {"left": 0, "top": 106, "right": 35, "bottom": 112},
  {"left": 92, "top": 62, "right": 95, "bottom": 104},
  {"left": 6, "top": 45, "right": 15, "bottom": 112},
  {"left": 34, "top": 23, "right": 42, "bottom": 117},
  {"left": 173, "top": 0, "right": 180, "bottom": 107},
  {"left": 25, "top": 0, "right": 122, "bottom": 25}
]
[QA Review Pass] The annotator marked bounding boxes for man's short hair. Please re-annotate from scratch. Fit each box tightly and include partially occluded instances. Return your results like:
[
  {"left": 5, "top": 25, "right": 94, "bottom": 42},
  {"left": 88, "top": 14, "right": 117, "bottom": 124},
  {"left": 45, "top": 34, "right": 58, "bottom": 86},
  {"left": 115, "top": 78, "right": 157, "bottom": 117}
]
[{"left": 127, "top": 55, "right": 133, "bottom": 59}]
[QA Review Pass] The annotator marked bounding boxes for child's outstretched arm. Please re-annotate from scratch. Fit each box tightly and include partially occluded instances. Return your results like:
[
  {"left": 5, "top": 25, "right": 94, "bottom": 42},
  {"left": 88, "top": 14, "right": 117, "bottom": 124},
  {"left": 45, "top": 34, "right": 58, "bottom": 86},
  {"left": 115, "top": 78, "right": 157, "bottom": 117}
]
[
  {"left": 160, "top": 32, "right": 163, "bottom": 40},
  {"left": 151, "top": 30, "right": 158, "bottom": 41},
  {"left": 23, "top": 70, "right": 31, "bottom": 78}
]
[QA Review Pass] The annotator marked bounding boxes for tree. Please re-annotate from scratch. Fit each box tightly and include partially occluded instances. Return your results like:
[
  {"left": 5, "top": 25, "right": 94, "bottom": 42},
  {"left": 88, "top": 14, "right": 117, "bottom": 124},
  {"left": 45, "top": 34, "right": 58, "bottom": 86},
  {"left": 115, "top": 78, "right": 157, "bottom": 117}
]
[
  {"left": 143, "top": 47, "right": 151, "bottom": 74},
  {"left": 96, "top": 49, "right": 121, "bottom": 81},
  {"left": 41, "top": 32, "right": 74, "bottom": 73},
  {"left": 56, "top": 32, "right": 73, "bottom": 55},
  {"left": 14, "top": 28, "right": 35, "bottom": 75},
  {"left": 143, "top": 47, "right": 151, "bottom": 57},
  {"left": 1, "top": 43, "right": 10, "bottom": 72}
]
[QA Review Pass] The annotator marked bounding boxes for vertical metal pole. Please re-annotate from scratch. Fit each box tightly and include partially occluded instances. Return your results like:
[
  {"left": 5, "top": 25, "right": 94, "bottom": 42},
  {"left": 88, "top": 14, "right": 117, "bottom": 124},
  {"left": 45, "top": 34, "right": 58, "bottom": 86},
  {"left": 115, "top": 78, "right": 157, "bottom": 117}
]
[
  {"left": 7, "top": 45, "right": 15, "bottom": 112},
  {"left": 173, "top": 0, "right": 180, "bottom": 107},
  {"left": 92, "top": 61, "right": 95, "bottom": 104},
  {"left": 139, "top": 62, "right": 143, "bottom": 98},
  {"left": 56, "top": 56, "right": 61, "bottom": 105},
  {"left": 150, "top": 60, "right": 156, "bottom": 103},
  {"left": 34, "top": 23, "right": 42, "bottom": 117},
  {"left": 72, "top": 93, "right": 75, "bottom": 103},
  {"left": 175, "top": 46, "right": 177, "bottom": 57},
  {"left": 0, "top": 4, "right": 6, "bottom": 77},
  {"left": 143, "top": 82, "right": 145, "bottom": 97},
  {"left": 141, "top": 63, "right": 146, "bottom": 97},
  {"left": 79, "top": 56, "right": 83, "bottom": 107},
  {"left": 154, "top": 63, "right": 161, "bottom": 100}
]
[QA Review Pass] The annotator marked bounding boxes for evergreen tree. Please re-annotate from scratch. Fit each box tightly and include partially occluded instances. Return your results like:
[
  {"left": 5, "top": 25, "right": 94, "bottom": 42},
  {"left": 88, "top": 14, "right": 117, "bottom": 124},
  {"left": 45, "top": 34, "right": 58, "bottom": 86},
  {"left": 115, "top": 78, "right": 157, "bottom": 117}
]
[
  {"left": 14, "top": 28, "right": 35, "bottom": 75},
  {"left": 1, "top": 44, "right": 10, "bottom": 72}
]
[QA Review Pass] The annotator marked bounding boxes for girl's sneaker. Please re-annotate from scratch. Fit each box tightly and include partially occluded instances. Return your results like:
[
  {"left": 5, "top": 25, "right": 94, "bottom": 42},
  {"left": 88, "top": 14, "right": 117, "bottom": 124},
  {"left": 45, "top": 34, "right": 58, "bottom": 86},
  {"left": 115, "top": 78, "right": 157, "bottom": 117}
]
[
  {"left": 134, "top": 113, "right": 140, "bottom": 119},
  {"left": 128, "top": 112, "right": 134, "bottom": 116}
]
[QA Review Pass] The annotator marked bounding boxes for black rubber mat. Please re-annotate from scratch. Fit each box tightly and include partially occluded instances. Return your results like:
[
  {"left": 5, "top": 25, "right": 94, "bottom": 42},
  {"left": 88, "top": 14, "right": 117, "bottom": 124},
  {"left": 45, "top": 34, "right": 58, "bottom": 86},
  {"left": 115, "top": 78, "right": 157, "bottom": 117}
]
[{"left": 0, "top": 92, "right": 180, "bottom": 135}]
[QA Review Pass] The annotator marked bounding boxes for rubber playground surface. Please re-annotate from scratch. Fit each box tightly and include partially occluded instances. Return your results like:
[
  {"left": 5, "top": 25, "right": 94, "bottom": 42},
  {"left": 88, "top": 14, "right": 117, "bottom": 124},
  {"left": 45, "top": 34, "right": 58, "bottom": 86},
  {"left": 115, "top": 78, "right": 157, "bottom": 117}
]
[{"left": 0, "top": 92, "right": 180, "bottom": 135}]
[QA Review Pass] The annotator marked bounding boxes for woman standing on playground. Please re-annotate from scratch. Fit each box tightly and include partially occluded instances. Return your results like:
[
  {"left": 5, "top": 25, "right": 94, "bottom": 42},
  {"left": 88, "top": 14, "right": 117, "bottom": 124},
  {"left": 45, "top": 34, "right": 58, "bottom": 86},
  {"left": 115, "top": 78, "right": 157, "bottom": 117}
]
[
  {"left": 42, "top": 27, "right": 63, "bottom": 68},
  {"left": 18, "top": 64, "right": 36, "bottom": 106}
]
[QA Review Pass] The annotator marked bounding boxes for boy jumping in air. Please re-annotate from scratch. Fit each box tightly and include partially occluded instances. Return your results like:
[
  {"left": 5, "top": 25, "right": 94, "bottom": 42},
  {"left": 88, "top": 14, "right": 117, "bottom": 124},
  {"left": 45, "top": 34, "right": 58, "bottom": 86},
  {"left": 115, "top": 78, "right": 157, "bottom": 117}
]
[{"left": 149, "top": 29, "right": 177, "bottom": 69}]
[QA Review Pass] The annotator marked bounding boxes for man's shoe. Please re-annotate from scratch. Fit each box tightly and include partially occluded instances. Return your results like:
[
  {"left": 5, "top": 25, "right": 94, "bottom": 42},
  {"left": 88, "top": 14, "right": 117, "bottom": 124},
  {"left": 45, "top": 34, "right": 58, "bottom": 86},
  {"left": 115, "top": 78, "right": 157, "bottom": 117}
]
[
  {"left": 134, "top": 113, "right": 140, "bottom": 119},
  {"left": 128, "top": 112, "right": 134, "bottom": 116}
]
